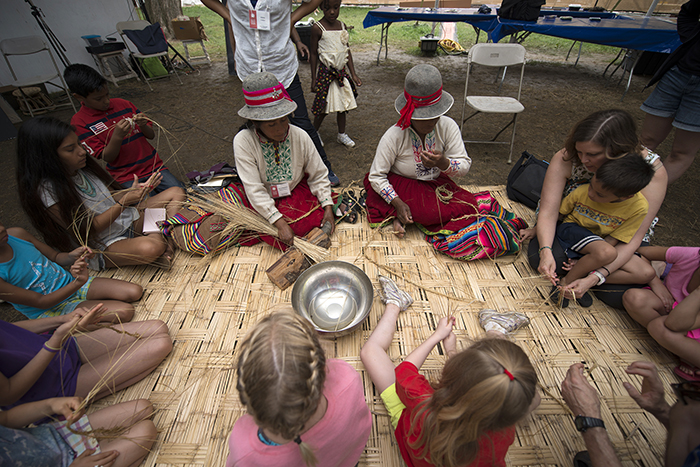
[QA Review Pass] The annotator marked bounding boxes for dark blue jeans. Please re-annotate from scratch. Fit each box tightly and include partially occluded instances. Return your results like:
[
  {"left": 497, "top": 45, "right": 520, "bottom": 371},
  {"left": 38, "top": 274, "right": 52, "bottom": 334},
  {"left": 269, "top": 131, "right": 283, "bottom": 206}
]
[{"left": 286, "top": 73, "right": 333, "bottom": 171}]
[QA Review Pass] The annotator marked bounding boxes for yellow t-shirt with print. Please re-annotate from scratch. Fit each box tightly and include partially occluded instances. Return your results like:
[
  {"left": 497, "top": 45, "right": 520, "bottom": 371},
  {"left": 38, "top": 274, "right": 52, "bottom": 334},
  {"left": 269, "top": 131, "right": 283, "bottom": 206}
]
[{"left": 559, "top": 185, "right": 648, "bottom": 244}]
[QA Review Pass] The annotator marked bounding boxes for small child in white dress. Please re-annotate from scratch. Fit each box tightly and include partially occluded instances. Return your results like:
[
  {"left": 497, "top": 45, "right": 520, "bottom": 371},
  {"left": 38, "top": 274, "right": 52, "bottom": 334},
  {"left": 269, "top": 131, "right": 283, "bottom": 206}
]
[{"left": 310, "top": 0, "right": 362, "bottom": 148}]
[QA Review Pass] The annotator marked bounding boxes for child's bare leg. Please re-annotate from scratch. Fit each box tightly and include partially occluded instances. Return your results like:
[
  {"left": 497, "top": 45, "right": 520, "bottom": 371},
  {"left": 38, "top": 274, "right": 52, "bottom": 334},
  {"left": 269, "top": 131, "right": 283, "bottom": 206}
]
[
  {"left": 87, "top": 399, "right": 157, "bottom": 467},
  {"left": 77, "top": 300, "right": 134, "bottom": 323},
  {"left": 75, "top": 319, "right": 172, "bottom": 399},
  {"left": 607, "top": 254, "right": 657, "bottom": 285},
  {"left": 360, "top": 276, "right": 413, "bottom": 393},
  {"left": 103, "top": 236, "right": 167, "bottom": 268},
  {"left": 560, "top": 241, "right": 617, "bottom": 287},
  {"left": 647, "top": 316, "right": 700, "bottom": 368},
  {"left": 143, "top": 187, "right": 185, "bottom": 218},
  {"left": 622, "top": 288, "right": 665, "bottom": 327},
  {"left": 87, "top": 277, "right": 143, "bottom": 302},
  {"left": 337, "top": 111, "right": 347, "bottom": 134},
  {"left": 313, "top": 113, "right": 326, "bottom": 131}
]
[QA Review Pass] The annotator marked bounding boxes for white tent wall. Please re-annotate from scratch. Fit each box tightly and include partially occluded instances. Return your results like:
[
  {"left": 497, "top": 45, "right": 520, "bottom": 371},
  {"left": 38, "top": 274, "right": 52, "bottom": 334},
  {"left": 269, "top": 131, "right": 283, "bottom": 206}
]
[{"left": 0, "top": 0, "right": 137, "bottom": 88}]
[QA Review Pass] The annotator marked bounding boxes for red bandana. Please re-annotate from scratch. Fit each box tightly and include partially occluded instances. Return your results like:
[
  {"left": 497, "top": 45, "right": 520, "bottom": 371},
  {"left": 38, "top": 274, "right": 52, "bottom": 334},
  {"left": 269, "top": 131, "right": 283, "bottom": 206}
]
[{"left": 396, "top": 86, "right": 443, "bottom": 130}]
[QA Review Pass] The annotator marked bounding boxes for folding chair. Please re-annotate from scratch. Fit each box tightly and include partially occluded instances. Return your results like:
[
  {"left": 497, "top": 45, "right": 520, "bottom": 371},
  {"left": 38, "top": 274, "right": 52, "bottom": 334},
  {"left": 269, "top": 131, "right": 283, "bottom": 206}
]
[
  {"left": 0, "top": 35, "right": 77, "bottom": 117},
  {"left": 116, "top": 20, "right": 183, "bottom": 91},
  {"left": 460, "top": 43, "right": 526, "bottom": 163}
]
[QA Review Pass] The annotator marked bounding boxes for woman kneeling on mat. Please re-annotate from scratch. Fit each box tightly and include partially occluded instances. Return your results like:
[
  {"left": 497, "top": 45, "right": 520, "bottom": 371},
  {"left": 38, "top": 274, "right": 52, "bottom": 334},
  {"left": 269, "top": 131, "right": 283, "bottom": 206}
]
[
  {"left": 233, "top": 72, "right": 344, "bottom": 250},
  {"left": 364, "top": 64, "right": 526, "bottom": 260}
]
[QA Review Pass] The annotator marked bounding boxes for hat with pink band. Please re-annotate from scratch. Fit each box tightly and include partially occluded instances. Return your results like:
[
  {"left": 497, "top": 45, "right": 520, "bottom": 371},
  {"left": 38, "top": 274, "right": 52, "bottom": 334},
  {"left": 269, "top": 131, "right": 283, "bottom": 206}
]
[{"left": 238, "top": 72, "right": 297, "bottom": 121}]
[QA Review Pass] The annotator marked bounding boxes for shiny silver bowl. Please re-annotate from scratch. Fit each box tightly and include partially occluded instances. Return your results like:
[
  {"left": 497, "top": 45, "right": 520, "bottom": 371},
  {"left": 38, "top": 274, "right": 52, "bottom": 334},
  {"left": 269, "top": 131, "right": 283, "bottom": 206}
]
[{"left": 291, "top": 261, "right": 374, "bottom": 334}]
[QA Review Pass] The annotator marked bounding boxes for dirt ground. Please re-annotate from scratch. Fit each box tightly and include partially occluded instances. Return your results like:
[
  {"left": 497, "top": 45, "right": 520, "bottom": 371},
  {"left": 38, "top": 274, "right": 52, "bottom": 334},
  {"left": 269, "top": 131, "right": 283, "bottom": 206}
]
[{"left": 0, "top": 44, "right": 698, "bottom": 319}]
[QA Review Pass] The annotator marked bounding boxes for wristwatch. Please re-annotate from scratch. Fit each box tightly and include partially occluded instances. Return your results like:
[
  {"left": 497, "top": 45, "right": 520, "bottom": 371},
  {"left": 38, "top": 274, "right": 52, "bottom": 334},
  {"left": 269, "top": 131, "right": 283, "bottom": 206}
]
[{"left": 575, "top": 415, "right": 605, "bottom": 433}]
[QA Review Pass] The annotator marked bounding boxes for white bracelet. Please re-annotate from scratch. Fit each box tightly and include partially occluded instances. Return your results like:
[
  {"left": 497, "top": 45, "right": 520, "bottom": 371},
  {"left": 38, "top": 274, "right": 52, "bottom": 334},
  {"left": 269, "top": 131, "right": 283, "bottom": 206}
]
[{"left": 589, "top": 270, "right": 606, "bottom": 286}]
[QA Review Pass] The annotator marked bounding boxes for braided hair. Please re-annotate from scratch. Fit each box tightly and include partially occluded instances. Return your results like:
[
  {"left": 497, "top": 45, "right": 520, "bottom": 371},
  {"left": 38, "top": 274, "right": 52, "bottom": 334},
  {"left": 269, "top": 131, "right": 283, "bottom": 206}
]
[{"left": 236, "top": 306, "right": 327, "bottom": 466}]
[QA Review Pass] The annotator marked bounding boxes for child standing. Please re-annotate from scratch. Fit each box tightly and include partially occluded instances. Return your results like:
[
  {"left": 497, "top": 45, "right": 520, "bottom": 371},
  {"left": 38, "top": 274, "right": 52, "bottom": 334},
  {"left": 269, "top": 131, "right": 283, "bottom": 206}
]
[
  {"left": 226, "top": 307, "right": 371, "bottom": 467},
  {"left": 360, "top": 276, "right": 539, "bottom": 467},
  {"left": 63, "top": 64, "right": 184, "bottom": 191},
  {"left": 553, "top": 153, "right": 656, "bottom": 307},
  {"left": 623, "top": 246, "right": 700, "bottom": 382},
  {"left": 310, "top": 0, "right": 361, "bottom": 148},
  {"left": 0, "top": 222, "right": 139, "bottom": 321}
]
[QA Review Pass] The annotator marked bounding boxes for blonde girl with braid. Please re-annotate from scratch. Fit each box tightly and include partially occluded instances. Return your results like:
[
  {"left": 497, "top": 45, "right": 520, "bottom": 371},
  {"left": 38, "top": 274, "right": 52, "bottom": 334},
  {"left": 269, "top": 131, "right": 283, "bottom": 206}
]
[
  {"left": 361, "top": 276, "right": 540, "bottom": 467},
  {"left": 226, "top": 307, "right": 371, "bottom": 467}
]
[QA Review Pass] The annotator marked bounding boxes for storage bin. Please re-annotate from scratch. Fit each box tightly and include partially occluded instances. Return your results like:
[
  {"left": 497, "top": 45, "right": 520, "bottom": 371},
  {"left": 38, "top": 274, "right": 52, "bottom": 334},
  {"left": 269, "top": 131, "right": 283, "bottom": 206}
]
[{"left": 81, "top": 35, "right": 103, "bottom": 47}]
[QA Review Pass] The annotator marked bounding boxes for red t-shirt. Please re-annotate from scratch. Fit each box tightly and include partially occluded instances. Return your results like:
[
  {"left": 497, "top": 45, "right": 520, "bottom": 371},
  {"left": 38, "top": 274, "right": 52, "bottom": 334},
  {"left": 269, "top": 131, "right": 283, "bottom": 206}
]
[
  {"left": 71, "top": 98, "right": 163, "bottom": 184},
  {"left": 395, "top": 361, "right": 516, "bottom": 467}
]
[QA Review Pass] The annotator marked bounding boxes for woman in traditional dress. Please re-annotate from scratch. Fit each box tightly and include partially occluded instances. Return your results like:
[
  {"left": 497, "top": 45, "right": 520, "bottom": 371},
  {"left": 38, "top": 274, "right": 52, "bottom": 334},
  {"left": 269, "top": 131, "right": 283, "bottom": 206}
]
[
  {"left": 234, "top": 72, "right": 342, "bottom": 250},
  {"left": 364, "top": 64, "right": 526, "bottom": 260}
]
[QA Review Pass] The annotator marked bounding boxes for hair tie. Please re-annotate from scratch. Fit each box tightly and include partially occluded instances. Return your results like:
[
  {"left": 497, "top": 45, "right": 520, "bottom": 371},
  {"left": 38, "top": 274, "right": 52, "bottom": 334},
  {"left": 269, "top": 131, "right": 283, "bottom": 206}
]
[
  {"left": 396, "top": 86, "right": 443, "bottom": 130},
  {"left": 294, "top": 435, "right": 302, "bottom": 445},
  {"left": 504, "top": 368, "right": 514, "bottom": 381}
]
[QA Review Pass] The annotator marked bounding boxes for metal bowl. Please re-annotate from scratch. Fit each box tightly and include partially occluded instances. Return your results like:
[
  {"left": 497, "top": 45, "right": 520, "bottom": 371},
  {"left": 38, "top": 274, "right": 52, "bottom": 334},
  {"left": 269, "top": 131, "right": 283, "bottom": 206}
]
[{"left": 291, "top": 261, "right": 374, "bottom": 334}]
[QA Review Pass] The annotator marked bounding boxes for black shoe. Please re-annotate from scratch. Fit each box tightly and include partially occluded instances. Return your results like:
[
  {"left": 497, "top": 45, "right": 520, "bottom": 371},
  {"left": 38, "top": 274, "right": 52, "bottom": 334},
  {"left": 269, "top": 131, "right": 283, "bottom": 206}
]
[
  {"left": 573, "top": 451, "right": 591, "bottom": 467},
  {"left": 550, "top": 285, "right": 569, "bottom": 308},
  {"left": 577, "top": 292, "right": 593, "bottom": 308}
]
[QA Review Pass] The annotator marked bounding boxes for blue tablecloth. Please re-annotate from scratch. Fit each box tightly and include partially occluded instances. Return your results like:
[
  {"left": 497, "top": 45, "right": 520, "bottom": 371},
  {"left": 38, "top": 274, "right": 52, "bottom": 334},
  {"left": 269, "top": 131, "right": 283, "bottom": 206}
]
[{"left": 363, "top": 7, "right": 680, "bottom": 53}]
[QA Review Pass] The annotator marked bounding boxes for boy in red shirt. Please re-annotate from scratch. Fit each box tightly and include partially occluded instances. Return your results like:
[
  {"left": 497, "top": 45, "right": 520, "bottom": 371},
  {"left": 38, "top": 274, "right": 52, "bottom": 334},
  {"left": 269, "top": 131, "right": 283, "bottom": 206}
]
[{"left": 63, "top": 64, "right": 183, "bottom": 192}]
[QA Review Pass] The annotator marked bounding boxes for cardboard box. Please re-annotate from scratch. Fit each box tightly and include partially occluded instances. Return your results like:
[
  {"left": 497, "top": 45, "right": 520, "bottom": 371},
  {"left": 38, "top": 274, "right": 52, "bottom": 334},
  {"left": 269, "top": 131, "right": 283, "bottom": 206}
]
[{"left": 171, "top": 17, "right": 207, "bottom": 41}]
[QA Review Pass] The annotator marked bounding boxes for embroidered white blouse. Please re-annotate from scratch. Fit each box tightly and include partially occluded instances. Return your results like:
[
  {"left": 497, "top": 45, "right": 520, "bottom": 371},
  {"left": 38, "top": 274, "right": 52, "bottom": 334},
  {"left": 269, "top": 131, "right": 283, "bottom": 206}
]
[{"left": 368, "top": 116, "right": 472, "bottom": 204}]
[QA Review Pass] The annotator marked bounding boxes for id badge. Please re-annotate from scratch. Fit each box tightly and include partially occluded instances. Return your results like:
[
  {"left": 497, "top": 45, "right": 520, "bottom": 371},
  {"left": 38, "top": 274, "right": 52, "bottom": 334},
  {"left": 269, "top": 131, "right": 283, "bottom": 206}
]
[
  {"left": 249, "top": 10, "right": 270, "bottom": 30},
  {"left": 270, "top": 183, "right": 291, "bottom": 198}
]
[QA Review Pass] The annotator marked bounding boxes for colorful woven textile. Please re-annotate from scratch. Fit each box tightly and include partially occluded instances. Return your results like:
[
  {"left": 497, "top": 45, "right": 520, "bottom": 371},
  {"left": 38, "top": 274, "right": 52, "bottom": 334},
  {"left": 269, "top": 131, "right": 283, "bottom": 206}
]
[
  {"left": 162, "top": 185, "right": 246, "bottom": 255},
  {"left": 426, "top": 192, "right": 527, "bottom": 260}
]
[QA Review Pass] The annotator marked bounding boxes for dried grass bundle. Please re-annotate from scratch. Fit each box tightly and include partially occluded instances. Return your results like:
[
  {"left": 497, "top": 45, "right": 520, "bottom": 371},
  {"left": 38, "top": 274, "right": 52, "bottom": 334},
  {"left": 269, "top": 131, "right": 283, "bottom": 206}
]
[{"left": 189, "top": 195, "right": 329, "bottom": 264}]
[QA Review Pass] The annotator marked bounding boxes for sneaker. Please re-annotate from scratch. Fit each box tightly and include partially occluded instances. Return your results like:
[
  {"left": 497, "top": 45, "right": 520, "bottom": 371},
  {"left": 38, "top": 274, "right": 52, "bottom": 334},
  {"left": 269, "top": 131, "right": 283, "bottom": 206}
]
[
  {"left": 337, "top": 133, "right": 356, "bottom": 148},
  {"left": 327, "top": 169, "right": 340, "bottom": 187},
  {"left": 378, "top": 275, "right": 413, "bottom": 311},
  {"left": 478, "top": 309, "right": 530, "bottom": 334},
  {"left": 642, "top": 216, "right": 658, "bottom": 244}
]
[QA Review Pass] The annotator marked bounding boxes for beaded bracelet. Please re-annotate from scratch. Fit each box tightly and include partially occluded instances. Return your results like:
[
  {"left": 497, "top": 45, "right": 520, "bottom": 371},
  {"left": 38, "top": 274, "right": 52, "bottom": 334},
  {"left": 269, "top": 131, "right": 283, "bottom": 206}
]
[
  {"left": 42, "top": 342, "right": 61, "bottom": 353},
  {"left": 538, "top": 245, "right": 553, "bottom": 253}
]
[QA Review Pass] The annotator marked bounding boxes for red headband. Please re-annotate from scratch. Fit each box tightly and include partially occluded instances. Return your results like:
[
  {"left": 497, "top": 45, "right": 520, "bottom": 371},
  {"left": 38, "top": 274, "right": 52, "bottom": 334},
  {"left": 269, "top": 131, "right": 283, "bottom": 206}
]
[
  {"left": 243, "top": 82, "right": 293, "bottom": 108},
  {"left": 396, "top": 86, "right": 443, "bottom": 130}
]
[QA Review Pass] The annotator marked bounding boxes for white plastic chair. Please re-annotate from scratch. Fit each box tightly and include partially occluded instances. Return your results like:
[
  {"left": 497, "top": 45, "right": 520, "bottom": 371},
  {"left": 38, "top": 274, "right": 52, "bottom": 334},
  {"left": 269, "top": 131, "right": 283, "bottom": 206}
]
[
  {"left": 460, "top": 43, "right": 526, "bottom": 163},
  {"left": 116, "top": 20, "right": 183, "bottom": 91},
  {"left": 0, "top": 35, "right": 77, "bottom": 117}
]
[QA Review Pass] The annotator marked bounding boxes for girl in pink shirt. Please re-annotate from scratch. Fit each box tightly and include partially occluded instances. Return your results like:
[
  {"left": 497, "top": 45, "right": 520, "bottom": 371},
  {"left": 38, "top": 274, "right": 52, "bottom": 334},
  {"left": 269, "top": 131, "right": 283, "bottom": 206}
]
[
  {"left": 623, "top": 246, "right": 700, "bottom": 381},
  {"left": 226, "top": 307, "right": 371, "bottom": 467}
]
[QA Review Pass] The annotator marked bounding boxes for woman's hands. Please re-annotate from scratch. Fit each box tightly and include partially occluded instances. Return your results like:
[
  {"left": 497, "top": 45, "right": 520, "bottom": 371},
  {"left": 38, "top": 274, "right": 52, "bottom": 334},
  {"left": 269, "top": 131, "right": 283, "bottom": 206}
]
[
  {"left": 322, "top": 206, "right": 335, "bottom": 235},
  {"left": 538, "top": 248, "right": 559, "bottom": 286},
  {"left": 420, "top": 150, "right": 449, "bottom": 171},
  {"left": 274, "top": 218, "right": 295, "bottom": 246},
  {"left": 390, "top": 198, "right": 413, "bottom": 225}
]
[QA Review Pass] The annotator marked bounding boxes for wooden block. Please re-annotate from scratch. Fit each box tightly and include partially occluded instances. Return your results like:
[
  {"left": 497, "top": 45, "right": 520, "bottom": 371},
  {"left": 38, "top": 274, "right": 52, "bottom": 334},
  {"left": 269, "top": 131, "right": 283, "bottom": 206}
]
[{"left": 265, "top": 226, "right": 331, "bottom": 290}]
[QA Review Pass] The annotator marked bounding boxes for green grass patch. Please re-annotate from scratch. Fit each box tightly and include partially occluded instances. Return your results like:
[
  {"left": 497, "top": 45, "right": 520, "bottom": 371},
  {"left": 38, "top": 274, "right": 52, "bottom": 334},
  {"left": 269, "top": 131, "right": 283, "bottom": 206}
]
[{"left": 176, "top": 5, "right": 620, "bottom": 62}]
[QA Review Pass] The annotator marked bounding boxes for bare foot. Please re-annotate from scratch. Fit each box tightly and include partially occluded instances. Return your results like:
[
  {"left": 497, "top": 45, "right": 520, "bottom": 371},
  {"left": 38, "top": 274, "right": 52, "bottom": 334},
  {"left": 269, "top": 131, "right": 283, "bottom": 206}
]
[{"left": 392, "top": 218, "right": 405, "bottom": 238}]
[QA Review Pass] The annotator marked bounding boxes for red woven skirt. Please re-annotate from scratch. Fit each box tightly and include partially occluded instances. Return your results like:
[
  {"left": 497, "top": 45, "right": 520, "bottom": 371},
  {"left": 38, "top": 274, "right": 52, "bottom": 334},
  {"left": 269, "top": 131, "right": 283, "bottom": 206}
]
[
  {"left": 238, "top": 177, "right": 338, "bottom": 251},
  {"left": 363, "top": 172, "right": 480, "bottom": 234}
]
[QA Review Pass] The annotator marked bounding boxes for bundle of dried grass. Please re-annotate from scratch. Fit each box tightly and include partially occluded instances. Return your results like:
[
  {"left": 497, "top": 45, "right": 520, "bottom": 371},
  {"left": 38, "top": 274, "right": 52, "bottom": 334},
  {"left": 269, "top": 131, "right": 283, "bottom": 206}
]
[{"left": 189, "top": 195, "right": 329, "bottom": 264}]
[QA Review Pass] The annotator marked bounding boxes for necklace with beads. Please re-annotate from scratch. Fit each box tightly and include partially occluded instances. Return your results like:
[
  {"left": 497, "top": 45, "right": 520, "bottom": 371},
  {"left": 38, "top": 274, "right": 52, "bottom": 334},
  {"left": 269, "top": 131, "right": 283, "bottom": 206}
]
[{"left": 74, "top": 170, "right": 96, "bottom": 197}]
